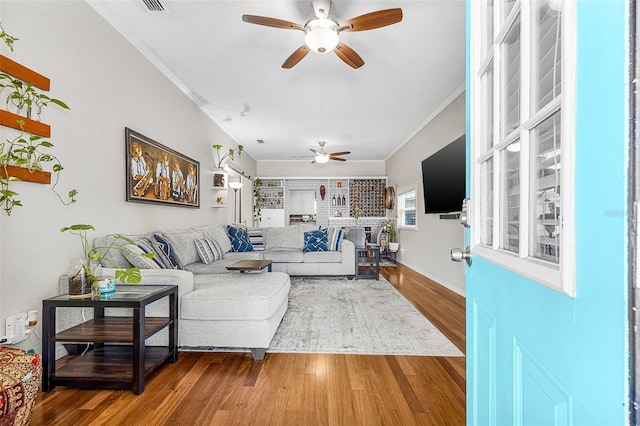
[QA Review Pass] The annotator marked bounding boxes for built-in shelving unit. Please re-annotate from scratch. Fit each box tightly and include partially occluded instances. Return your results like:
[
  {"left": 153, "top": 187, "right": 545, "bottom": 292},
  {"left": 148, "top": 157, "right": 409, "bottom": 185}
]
[{"left": 257, "top": 179, "right": 284, "bottom": 209}]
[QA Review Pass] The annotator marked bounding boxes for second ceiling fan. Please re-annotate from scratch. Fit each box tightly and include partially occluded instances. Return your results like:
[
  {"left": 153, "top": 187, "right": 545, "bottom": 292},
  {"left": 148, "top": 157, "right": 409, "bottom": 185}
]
[
  {"left": 309, "top": 141, "right": 350, "bottom": 164},
  {"left": 242, "top": 0, "right": 403, "bottom": 69}
]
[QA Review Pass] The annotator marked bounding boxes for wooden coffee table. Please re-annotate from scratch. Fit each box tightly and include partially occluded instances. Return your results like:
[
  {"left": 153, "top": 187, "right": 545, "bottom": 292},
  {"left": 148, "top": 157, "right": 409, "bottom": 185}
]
[{"left": 226, "top": 259, "right": 272, "bottom": 273}]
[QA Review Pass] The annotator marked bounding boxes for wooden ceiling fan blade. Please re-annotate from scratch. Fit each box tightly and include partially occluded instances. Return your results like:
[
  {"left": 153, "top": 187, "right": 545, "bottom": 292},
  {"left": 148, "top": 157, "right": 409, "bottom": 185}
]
[
  {"left": 329, "top": 156, "right": 346, "bottom": 161},
  {"left": 309, "top": 148, "right": 319, "bottom": 154},
  {"left": 341, "top": 8, "right": 403, "bottom": 32},
  {"left": 282, "top": 45, "right": 310, "bottom": 68},
  {"left": 311, "top": 0, "right": 331, "bottom": 19},
  {"left": 329, "top": 151, "right": 350, "bottom": 156},
  {"left": 334, "top": 42, "right": 364, "bottom": 69},
  {"left": 242, "top": 15, "right": 304, "bottom": 31}
]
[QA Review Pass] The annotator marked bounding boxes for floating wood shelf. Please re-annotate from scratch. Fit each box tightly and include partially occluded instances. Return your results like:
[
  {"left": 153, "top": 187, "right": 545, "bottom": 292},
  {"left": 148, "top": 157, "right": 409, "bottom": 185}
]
[
  {"left": 0, "top": 109, "right": 50, "bottom": 137},
  {"left": 0, "top": 54, "right": 50, "bottom": 90},
  {"left": 0, "top": 165, "right": 51, "bottom": 184}
]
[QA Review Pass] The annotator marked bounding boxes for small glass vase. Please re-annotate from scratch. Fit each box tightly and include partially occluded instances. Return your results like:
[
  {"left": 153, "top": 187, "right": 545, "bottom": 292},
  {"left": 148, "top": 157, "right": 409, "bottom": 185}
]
[{"left": 67, "top": 258, "right": 92, "bottom": 299}]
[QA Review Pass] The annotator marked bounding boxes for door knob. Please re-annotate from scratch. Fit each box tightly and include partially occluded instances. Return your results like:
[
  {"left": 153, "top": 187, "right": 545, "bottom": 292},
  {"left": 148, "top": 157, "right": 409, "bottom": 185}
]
[{"left": 451, "top": 246, "right": 472, "bottom": 266}]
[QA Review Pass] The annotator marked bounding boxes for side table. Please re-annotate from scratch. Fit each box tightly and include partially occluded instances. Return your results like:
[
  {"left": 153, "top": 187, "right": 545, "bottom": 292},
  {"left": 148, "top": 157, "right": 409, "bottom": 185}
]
[
  {"left": 42, "top": 284, "right": 178, "bottom": 395},
  {"left": 355, "top": 245, "right": 380, "bottom": 280}
]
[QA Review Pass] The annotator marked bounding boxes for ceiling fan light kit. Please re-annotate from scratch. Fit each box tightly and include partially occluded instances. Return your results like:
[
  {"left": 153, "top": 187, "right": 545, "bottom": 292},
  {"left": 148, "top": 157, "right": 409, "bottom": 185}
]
[
  {"left": 304, "top": 18, "right": 340, "bottom": 53},
  {"left": 242, "top": 1, "right": 402, "bottom": 69}
]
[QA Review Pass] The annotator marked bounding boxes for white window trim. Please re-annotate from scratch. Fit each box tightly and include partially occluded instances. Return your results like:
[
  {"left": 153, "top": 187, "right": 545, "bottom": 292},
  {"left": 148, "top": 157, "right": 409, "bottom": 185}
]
[
  {"left": 397, "top": 186, "right": 417, "bottom": 230},
  {"left": 470, "top": 0, "right": 576, "bottom": 296}
]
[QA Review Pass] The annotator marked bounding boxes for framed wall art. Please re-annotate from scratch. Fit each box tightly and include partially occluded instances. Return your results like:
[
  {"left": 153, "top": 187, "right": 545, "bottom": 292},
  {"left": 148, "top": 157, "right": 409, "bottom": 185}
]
[{"left": 125, "top": 127, "right": 200, "bottom": 208}]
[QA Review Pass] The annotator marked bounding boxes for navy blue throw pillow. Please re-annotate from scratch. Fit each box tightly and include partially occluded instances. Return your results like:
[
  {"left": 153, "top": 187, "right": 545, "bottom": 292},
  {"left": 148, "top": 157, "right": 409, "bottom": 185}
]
[
  {"left": 227, "top": 226, "right": 254, "bottom": 252},
  {"left": 303, "top": 228, "right": 328, "bottom": 252}
]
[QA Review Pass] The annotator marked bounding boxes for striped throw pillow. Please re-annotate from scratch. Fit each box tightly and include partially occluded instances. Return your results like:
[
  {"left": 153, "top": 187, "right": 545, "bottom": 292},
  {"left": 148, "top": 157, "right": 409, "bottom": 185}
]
[{"left": 194, "top": 238, "right": 224, "bottom": 264}]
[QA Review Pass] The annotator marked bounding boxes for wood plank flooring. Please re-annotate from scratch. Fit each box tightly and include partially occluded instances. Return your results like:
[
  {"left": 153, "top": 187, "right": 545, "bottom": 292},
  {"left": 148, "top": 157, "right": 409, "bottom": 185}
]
[{"left": 32, "top": 263, "right": 466, "bottom": 425}]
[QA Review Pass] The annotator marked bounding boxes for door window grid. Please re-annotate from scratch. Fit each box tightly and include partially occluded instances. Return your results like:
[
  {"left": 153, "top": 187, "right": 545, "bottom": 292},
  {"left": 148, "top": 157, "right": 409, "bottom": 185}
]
[{"left": 471, "top": 0, "right": 573, "bottom": 294}]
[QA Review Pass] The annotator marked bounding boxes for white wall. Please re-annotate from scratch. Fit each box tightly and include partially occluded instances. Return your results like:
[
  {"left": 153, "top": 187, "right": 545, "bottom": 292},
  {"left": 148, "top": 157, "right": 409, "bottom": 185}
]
[
  {"left": 386, "top": 92, "right": 466, "bottom": 295},
  {"left": 0, "top": 1, "right": 255, "bottom": 350},
  {"left": 258, "top": 160, "right": 385, "bottom": 177}
]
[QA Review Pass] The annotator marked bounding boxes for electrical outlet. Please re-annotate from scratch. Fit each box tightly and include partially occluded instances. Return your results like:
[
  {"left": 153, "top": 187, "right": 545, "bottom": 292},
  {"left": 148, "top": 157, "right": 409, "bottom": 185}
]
[{"left": 5, "top": 313, "right": 27, "bottom": 345}]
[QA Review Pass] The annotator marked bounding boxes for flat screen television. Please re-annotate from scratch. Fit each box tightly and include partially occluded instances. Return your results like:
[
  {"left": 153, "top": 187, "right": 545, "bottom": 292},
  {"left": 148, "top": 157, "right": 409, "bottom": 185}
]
[{"left": 421, "top": 135, "right": 466, "bottom": 214}]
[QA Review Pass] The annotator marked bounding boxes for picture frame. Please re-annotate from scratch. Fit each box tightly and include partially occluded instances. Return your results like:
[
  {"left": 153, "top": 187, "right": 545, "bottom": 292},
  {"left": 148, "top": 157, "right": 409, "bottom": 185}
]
[{"left": 125, "top": 127, "right": 200, "bottom": 208}]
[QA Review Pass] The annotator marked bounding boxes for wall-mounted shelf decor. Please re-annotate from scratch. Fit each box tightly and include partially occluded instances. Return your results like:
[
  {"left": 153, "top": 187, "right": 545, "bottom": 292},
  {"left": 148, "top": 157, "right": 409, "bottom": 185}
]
[
  {"left": 0, "top": 109, "right": 50, "bottom": 137},
  {"left": 0, "top": 26, "right": 75, "bottom": 215},
  {"left": 0, "top": 164, "right": 51, "bottom": 184},
  {"left": 0, "top": 54, "right": 50, "bottom": 90}
]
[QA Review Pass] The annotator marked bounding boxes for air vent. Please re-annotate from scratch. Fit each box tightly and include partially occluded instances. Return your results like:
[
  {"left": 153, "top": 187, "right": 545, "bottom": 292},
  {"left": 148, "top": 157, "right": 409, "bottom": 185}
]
[{"left": 140, "top": 0, "right": 169, "bottom": 13}]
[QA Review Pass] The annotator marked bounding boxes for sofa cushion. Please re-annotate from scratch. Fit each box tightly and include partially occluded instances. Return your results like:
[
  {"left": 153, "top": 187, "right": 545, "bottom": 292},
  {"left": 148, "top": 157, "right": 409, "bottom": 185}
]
[
  {"left": 302, "top": 250, "right": 342, "bottom": 263},
  {"left": 151, "top": 234, "right": 181, "bottom": 269},
  {"left": 182, "top": 272, "right": 290, "bottom": 321},
  {"left": 123, "top": 243, "right": 163, "bottom": 269},
  {"left": 198, "top": 224, "right": 232, "bottom": 254},
  {"left": 161, "top": 229, "right": 204, "bottom": 267},
  {"left": 227, "top": 226, "right": 254, "bottom": 252},
  {"left": 266, "top": 226, "right": 300, "bottom": 250},
  {"left": 303, "top": 228, "right": 328, "bottom": 252},
  {"left": 194, "top": 239, "right": 223, "bottom": 265},
  {"left": 266, "top": 248, "right": 303, "bottom": 263},
  {"left": 185, "top": 252, "right": 263, "bottom": 276}
]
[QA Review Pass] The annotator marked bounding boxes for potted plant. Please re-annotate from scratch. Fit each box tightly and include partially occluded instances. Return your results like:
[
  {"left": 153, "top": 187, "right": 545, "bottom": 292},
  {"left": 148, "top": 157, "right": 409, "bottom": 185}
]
[
  {"left": 61, "top": 224, "right": 150, "bottom": 298},
  {"left": 212, "top": 143, "right": 244, "bottom": 169},
  {"left": 382, "top": 219, "right": 399, "bottom": 252},
  {"left": 353, "top": 206, "right": 364, "bottom": 225}
]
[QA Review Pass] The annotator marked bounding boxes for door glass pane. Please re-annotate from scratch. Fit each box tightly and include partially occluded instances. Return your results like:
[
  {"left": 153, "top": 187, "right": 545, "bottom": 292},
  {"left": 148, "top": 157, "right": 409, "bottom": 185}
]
[
  {"left": 503, "top": 0, "right": 516, "bottom": 23},
  {"left": 502, "top": 16, "right": 521, "bottom": 138},
  {"left": 482, "top": 65, "right": 494, "bottom": 151},
  {"left": 501, "top": 142, "right": 520, "bottom": 253},
  {"left": 481, "top": 157, "right": 494, "bottom": 246},
  {"left": 481, "top": 0, "right": 494, "bottom": 56},
  {"left": 530, "top": 112, "right": 561, "bottom": 263},
  {"left": 531, "top": 0, "right": 562, "bottom": 113}
]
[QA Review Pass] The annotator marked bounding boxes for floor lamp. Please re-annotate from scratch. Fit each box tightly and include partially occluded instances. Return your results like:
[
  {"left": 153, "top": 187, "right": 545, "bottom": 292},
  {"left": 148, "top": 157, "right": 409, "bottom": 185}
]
[{"left": 229, "top": 181, "right": 243, "bottom": 223}]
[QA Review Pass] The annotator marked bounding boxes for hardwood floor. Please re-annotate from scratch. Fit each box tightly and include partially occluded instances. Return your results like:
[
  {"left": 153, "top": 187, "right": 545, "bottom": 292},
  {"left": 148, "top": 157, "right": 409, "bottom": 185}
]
[{"left": 32, "top": 263, "right": 466, "bottom": 425}]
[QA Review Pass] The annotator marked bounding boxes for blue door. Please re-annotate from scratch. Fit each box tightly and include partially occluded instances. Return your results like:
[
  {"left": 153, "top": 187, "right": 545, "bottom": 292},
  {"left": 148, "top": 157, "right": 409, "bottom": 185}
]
[{"left": 465, "top": 1, "right": 628, "bottom": 424}]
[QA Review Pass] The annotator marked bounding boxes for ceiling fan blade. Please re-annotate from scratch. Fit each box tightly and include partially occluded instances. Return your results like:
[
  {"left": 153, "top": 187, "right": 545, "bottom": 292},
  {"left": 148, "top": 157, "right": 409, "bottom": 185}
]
[
  {"left": 341, "top": 8, "right": 403, "bottom": 32},
  {"left": 311, "top": 0, "right": 331, "bottom": 19},
  {"left": 329, "top": 156, "right": 347, "bottom": 161},
  {"left": 309, "top": 148, "right": 319, "bottom": 154},
  {"left": 242, "top": 15, "right": 304, "bottom": 31},
  {"left": 334, "top": 42, "right": 364, "bottom": 69},
  {"left": 283, "top": 45, "right": 310, "bottom": 68},
  {"left": 329, "top": 151, "right": 350, "bottom": 156}
]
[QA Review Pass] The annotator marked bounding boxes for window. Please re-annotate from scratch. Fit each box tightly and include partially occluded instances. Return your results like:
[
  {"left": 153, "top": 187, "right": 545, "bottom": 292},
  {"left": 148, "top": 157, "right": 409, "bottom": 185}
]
[
  {"left": 398, "top": 189, "right": 417, "bottom": 229},
  {"left": 471, "top": 1, "right": 574, "bottom": 295}
]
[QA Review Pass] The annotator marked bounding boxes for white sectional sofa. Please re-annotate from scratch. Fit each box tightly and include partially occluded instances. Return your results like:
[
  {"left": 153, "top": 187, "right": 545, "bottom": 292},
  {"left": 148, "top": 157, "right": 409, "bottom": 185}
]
[{"left": 58, "top": 224, "right": 354, "bottom": 360}]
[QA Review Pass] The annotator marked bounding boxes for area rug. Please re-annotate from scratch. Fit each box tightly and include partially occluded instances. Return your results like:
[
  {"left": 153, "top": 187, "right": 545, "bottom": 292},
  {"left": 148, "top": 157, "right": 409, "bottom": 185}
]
[{"left": 268, "top": 276, "right": 464, "bottom": 357}]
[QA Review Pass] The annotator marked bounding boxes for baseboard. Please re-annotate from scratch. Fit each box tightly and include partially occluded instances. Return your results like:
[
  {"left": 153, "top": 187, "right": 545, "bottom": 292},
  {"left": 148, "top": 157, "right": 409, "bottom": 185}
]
[{"left": 397, "top": 261, "right": 466, "bottom": 297}]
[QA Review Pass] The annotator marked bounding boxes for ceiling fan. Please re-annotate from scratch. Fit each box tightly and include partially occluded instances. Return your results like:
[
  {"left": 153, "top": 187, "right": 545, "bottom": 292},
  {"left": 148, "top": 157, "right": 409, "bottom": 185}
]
[
  {"left": 308, "top": 141, "right": 350, "bottom": 163},
  {"left": 241, "top": 1, "right": 403, "bottom": 69}
]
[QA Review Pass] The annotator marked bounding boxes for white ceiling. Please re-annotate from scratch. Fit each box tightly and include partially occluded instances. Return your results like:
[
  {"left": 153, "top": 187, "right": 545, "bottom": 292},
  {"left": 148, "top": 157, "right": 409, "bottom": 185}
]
[{"left": 90, "top": 0, "right": 465, "bottom": 162}]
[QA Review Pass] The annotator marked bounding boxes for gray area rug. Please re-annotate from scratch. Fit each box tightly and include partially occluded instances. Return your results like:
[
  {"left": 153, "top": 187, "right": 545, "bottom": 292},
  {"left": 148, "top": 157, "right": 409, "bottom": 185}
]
[{"left": 269, "top": 276, "right": 464, "bottom": 356}]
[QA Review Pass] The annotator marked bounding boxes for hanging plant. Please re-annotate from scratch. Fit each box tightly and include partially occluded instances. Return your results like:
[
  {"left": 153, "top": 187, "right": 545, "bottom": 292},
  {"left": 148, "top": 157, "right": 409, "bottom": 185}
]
[
  {"left": 0, "top": 23, "right": 76, "bottom": 215},
  {"left": 0, "top": 123, "right": 78, "bottom": 215},
  {"left": 253, "top": 177, "right": 265, "bottom": 226}
]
